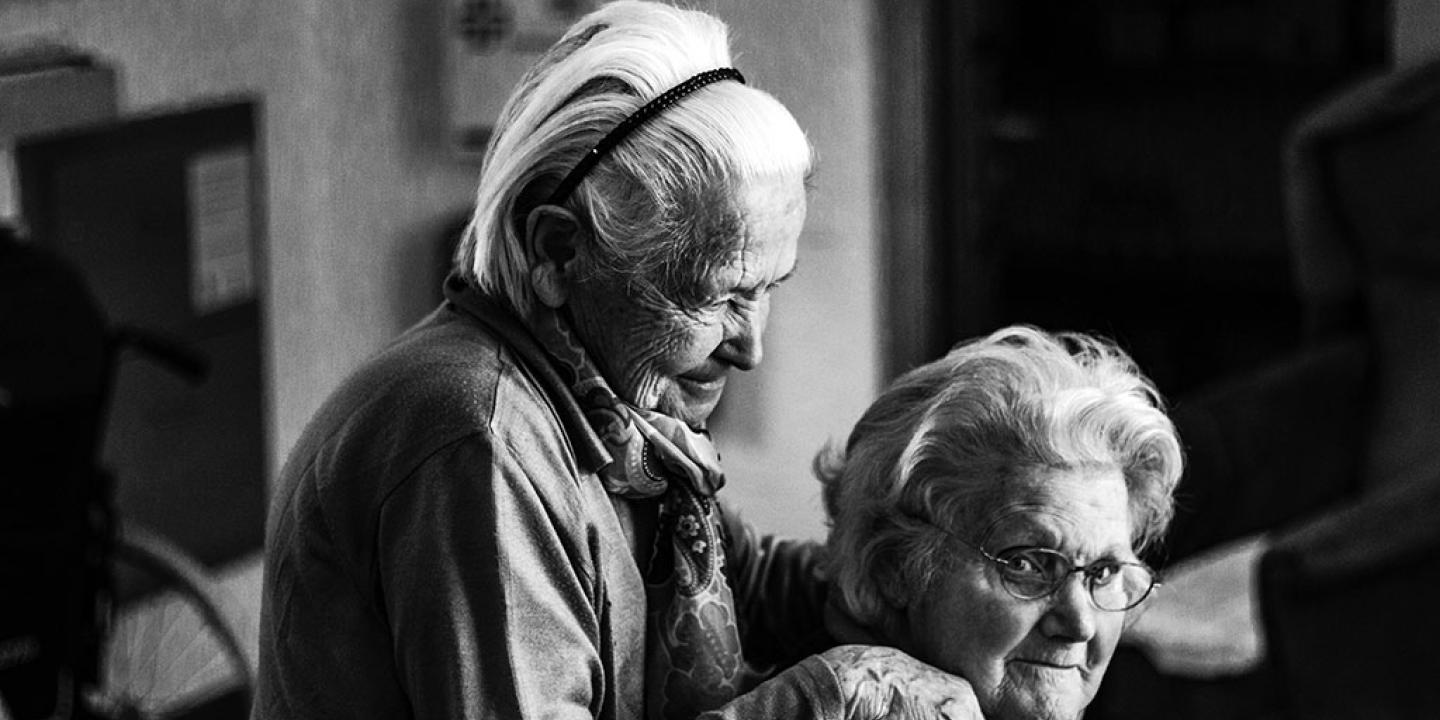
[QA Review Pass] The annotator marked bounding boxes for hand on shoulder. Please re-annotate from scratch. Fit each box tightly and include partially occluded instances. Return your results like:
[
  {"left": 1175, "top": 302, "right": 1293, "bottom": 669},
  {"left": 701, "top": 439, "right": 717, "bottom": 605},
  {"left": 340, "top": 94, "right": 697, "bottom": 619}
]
[{"left": 818, "top": 645, "right": 981, "bottom": 720}]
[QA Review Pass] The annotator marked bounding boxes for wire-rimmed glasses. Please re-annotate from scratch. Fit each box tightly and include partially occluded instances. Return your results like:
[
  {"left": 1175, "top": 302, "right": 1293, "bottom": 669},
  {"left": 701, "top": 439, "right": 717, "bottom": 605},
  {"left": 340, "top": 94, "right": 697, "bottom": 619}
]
[{"left": 951, "top": 535, "right": 1159, "bottom": 612}]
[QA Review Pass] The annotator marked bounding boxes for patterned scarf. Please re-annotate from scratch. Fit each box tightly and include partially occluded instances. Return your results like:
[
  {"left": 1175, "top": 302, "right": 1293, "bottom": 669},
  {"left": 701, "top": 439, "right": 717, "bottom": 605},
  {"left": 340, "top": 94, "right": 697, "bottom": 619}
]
[{"left": 526, "top": 307, "right": 746, "bottom": 720}]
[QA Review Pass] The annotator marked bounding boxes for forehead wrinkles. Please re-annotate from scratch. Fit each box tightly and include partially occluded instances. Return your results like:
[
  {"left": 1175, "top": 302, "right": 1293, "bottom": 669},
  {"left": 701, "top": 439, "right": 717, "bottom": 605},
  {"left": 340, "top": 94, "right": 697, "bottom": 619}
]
[
  {"left": 979, "top": 472, "right": 1129, "bottom": 547},
  {"left": 978, "top": 507, "right": 1075, "bottom": 547}
]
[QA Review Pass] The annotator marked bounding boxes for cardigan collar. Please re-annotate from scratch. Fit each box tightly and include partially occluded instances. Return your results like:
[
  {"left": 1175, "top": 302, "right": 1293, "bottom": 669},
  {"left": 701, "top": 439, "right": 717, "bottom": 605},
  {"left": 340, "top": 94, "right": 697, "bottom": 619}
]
[{"left": 442, "top": 272, "right": 613, "bottom": 476}]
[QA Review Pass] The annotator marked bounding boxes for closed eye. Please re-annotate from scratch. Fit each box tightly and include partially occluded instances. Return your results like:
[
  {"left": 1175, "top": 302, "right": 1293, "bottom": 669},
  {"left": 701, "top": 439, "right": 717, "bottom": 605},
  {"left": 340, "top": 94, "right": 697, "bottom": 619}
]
[
  {"left": 769, "top": 266, "right": 797, "bottom": 291},
  {"left": 695, "top": 265, "right": 795, "bottom": 314}
]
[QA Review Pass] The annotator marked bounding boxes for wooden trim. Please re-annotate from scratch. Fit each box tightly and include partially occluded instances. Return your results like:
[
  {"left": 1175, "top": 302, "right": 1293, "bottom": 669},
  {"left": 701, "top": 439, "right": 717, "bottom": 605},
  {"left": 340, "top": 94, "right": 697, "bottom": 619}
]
[{"left": 873, "top": 0, "right": 938, "bottom": 381}]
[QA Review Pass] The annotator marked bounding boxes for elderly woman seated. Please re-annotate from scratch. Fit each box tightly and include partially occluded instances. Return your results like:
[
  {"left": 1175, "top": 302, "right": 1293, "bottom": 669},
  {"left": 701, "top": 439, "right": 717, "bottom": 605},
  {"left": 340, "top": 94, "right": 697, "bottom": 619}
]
[{"left": 820, "top": 325, "right": 1183, "bottom": 720}]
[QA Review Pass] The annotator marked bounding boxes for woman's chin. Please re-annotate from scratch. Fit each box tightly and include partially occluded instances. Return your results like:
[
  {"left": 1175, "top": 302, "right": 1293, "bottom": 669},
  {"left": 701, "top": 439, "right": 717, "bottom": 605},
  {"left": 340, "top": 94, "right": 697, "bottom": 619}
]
[
  {"left": 988, "top": 673, "right": 1091, "bottom": 720},
  {"left": 991, "top": 698, "right": 1086, "bottom": 720}
]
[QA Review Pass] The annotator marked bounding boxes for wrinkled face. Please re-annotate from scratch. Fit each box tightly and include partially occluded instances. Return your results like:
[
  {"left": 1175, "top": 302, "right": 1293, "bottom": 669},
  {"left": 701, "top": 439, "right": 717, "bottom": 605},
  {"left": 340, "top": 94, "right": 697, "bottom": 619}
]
[
  {"left": 565, "top": 175, "right": 806, "bottom": 426},
  {"left": 905, "top": 467, "right": 1133, "bottom": 720}
]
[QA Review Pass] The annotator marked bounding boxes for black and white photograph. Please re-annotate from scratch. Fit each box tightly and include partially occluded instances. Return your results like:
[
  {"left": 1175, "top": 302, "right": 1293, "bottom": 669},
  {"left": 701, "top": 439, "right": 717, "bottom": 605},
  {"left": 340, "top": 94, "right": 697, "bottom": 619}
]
[{"left": 2, "top": 1, "right": 1437, "bottom": 718}]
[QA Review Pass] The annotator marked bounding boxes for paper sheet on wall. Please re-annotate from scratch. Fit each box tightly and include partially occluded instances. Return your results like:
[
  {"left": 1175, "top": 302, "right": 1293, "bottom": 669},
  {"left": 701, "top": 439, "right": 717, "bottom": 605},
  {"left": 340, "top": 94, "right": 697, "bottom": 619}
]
[
  {"left": 186, "top": 147, "right": 255, "bottom": 315},
  {"left": 447, "top": 0, "right": 598, "bottom": 156}
]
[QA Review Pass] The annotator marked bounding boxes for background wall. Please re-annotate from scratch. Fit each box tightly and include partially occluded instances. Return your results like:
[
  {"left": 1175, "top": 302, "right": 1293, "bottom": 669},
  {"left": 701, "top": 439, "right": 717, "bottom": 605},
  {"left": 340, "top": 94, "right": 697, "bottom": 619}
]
[
  {"left": 703, "top": 0, "right": 880, "bottom": 541},
  {"left": 0, "top": 0, "right": 879, "bottom": 545}
]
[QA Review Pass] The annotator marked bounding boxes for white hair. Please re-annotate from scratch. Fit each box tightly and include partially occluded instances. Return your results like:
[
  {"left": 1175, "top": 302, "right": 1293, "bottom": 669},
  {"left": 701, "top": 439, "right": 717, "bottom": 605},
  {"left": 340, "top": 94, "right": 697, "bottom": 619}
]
[
  {"left": 818, "top": 325, "right": 1184, "bottom": 630},
  {"left": 455, "top": 0, "right": 813, "bottom": 315}
]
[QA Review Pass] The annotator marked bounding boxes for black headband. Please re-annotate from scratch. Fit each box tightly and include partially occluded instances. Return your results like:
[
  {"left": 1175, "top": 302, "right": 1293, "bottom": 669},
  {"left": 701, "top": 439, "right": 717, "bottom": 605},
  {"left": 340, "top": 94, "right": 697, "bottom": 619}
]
[{"left": 547, "top": 67, "right": 746, "bottom": 205}]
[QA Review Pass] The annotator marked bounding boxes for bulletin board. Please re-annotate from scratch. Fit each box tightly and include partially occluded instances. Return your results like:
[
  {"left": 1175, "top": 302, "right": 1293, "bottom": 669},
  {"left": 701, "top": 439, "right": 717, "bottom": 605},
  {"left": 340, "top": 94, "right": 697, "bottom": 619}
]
[{"left": 16, "top": 100, "right": 267, "bottom": 568}]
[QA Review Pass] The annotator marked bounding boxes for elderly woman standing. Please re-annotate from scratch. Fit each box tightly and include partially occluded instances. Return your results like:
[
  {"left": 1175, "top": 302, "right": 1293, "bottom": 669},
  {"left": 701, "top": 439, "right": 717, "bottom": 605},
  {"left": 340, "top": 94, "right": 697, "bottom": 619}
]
[
  {"left": 254, "top": 2, "right": 974, "bottom": 719},
  {"left": 820, "top": 326, "right": 1183, "bottom": 720}
]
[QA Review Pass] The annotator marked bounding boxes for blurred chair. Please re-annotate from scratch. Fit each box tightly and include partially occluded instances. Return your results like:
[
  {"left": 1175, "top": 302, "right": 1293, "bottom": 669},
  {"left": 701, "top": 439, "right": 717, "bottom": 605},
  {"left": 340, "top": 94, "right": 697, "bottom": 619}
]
[
  {"left": 1257, "top": 56, "right": 1440, "bottom": 719},
  {"left": 1093, "top": 58, "right": 1440, "bottom": 719},
  {"left": 1, "top": 227, "right": 254, "bottom": 720},
  {"left": 1, "top": 224, "right": 110, "bottom": 720}
]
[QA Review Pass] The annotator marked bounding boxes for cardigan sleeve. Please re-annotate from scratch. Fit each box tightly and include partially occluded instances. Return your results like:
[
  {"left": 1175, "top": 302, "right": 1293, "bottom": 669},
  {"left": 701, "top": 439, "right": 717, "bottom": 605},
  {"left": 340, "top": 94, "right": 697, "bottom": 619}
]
[
  {"left": 700, "top": 655, "right": 845, "bottom": 720},
  {"left": 377, "top": 435, "right": 604, "bottom": 719},
  {"left": 719, "top": 501, "right": 835, "bottom": 672},
  {"left": 376, "top": 439, "right": 846, "bottom": 719},
  {"left": 644, "top": 501, "right": 845, "bottom": 718}
]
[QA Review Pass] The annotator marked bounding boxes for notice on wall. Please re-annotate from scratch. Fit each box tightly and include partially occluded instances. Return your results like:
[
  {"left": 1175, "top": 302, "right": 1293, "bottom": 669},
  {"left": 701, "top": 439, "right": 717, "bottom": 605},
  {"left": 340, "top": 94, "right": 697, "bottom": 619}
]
[
  {"left": 186, "top": 147, "right": 256, "bottom": 315},
  {"left": 447, "top": 0, "right": 598, "bottom": 157}
]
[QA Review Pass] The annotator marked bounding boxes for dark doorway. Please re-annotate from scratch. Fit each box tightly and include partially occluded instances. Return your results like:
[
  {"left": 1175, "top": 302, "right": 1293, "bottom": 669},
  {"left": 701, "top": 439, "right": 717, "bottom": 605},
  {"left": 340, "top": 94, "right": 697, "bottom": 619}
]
[{"left": 879, "top": 0, "right": 1389, "bottom": 400}]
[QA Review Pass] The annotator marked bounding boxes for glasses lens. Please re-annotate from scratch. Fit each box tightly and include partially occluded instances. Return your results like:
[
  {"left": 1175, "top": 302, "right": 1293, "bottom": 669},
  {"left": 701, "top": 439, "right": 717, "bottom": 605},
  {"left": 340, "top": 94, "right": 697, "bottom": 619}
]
[
  {"left": 988, "top": 545, "right": 1155, "bottom": 611},
  {"left": 993, "top": 547, "right": 1068, "bottom": 599},
  {"left": 1088, "top": 563, "right": 1154, "bottom": 611}
]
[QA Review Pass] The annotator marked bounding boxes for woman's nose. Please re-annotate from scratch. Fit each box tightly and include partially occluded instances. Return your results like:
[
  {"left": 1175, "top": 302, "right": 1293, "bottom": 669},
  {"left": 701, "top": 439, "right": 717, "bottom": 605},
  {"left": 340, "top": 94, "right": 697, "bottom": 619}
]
[
  {"left": 1041, "top": 574, "right": 1099, "bottom": 642},
  {"left": 719, "top": 304, "right": 767, "bottom": 371}
]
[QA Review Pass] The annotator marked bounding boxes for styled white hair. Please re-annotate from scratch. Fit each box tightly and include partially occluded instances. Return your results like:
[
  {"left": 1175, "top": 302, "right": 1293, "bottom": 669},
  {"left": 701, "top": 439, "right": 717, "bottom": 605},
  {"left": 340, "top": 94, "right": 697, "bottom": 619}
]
[
  {"left": 818, "top": 325, "right": 1184, "bottom": 630},
  {"left": 455, "top": 0, "right": 813, "bottom": 315}
]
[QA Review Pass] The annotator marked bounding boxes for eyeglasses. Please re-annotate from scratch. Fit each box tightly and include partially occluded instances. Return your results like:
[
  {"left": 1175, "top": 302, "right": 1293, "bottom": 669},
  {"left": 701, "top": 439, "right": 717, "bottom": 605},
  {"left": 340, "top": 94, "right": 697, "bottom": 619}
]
[{"left": 951, "top": 535, "right": 1158, "bottom": 612}]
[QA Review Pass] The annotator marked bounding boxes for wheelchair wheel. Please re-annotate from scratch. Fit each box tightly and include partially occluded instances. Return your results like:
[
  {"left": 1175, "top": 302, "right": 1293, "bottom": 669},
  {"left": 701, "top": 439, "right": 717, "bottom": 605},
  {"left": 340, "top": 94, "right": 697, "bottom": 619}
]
[{"left": 82, "top": 524, "right": 253, "bottom": 720}]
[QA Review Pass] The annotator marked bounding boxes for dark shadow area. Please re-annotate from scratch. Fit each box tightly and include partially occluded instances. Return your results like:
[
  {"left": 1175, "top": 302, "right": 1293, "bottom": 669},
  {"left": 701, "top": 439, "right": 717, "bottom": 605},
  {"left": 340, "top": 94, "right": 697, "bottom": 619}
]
[
  {"left": 878, "top": 3, "right": 1440, "bottom": 718},
  {"left": 935, "top": 0, "right": 1388, "bottom": 399}
]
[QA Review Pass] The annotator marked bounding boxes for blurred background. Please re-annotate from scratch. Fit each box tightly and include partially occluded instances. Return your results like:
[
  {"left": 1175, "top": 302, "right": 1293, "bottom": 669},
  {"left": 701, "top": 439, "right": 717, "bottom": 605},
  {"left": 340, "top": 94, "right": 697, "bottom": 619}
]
[{"left": 2, "top": 0, "right": 1438, "bottom": 718}]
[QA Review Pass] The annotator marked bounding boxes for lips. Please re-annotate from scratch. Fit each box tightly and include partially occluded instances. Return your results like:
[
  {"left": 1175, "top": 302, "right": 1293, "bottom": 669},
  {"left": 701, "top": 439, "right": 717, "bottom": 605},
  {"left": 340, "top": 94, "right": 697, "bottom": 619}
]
[
  {"left": 677, "top": 373, "right": 726, "bottom": 395},
  {"left": 1013, "top": 658, "right": 1082, "bottom": 671}
]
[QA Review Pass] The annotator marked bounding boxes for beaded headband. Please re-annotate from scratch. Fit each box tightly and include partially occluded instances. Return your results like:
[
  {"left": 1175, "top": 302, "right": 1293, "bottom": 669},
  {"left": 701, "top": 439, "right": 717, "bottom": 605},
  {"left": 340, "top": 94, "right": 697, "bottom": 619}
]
[{"left": 547, "top": 67, "right": 746, "bottom": 205}]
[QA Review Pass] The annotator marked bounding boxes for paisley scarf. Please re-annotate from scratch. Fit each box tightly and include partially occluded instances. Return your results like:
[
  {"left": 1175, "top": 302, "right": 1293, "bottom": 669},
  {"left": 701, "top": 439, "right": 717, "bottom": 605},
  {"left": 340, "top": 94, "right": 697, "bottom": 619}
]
[{"left": 526, "top": 307, "right": 746, "bottom": 719}]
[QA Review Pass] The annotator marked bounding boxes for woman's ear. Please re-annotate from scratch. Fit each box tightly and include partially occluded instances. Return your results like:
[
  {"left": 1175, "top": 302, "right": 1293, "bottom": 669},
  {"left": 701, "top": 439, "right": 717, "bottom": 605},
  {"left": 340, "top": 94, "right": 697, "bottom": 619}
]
[
  {"left": 873, "top": 565, "right": 922, "bottom": 655},
  {"left": 525, "top": 204, "right": 584, "bottom": 309},
  {"left": 876, "top": 564, "right": 914, "bottom": 609}
]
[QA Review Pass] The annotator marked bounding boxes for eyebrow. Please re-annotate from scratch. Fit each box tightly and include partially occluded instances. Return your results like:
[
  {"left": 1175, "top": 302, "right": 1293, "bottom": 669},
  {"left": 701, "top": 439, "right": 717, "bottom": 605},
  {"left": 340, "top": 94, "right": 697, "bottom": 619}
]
[{"left": 988, "top": 521, "right": 1134, "bottom": 557}]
